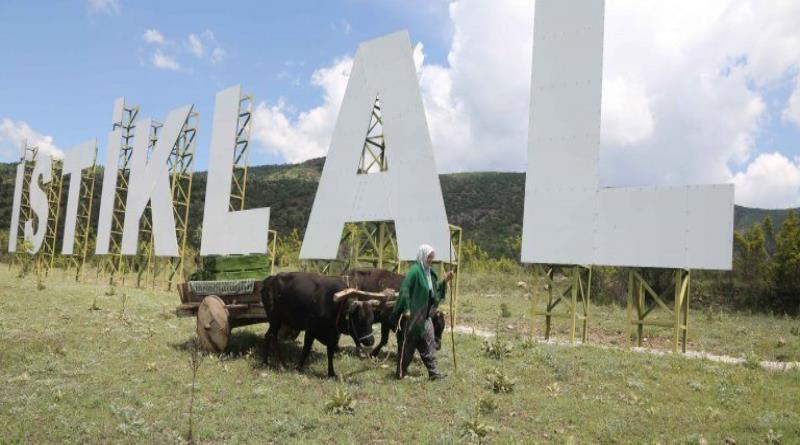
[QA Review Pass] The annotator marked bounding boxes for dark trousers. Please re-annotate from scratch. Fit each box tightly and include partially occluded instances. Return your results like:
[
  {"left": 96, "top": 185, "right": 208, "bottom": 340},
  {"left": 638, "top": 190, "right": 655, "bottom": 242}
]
[{"left": 396, "top": 318, "right": 438, "bottom": 378}]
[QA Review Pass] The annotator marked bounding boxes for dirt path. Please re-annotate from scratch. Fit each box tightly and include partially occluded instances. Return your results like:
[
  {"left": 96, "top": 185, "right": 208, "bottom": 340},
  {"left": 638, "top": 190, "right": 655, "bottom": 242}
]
[{"left": 452, "top": 325, "right": 800, "bottom": 372}]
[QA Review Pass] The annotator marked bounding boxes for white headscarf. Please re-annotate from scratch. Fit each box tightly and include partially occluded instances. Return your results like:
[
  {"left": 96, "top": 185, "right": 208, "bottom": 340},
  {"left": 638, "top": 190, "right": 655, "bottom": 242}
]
[{"left": 416, "top": 244, "right": 435, "bottom": 291}]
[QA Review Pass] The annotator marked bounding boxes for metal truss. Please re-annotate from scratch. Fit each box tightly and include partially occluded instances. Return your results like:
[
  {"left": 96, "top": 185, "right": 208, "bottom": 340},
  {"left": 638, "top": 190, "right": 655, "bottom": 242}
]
[
  {"left": 230, "top": 92, "right": 254, "bottom": 212},
  {"left": 40, "top": 160, "right": 64, "bottom": 275},
  {"left": 10, "top": 142, "right": 38, "bottom": 273},
  {"left": 165, "top": 111, "right": 199, "bottom": 290},
  {"left": 100, "top": 101, "right": 140, "bottom": 285},
  {"left": 530, "top": 264, "right": 593, "bottom": 344},
  {"left": 66, "top": 157, "right": 97, "bottom": 282},
  {"left": 627, "top": 268, "right": 691, "bottom": 353},
  {"left": 357, "top": 96, "right": 387, "bottom": 174},
  {"left": 133, "top": 121, "right": 161, "bottom": 289}
]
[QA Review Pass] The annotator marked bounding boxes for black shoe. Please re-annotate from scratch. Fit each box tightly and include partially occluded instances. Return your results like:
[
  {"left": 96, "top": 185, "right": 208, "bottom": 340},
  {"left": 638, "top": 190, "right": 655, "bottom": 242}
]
[{"left": 429, "top": 371, "right": 447, "bottom": 381}]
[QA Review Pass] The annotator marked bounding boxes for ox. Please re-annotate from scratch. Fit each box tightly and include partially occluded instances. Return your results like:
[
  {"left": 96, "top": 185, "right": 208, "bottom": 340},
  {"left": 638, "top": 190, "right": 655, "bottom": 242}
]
[
  {"left": 342, "top": 268, "right": 446, "bottom": 357},
  {"left": 261, "top": 272, "right": 378, "bottom": 378}
]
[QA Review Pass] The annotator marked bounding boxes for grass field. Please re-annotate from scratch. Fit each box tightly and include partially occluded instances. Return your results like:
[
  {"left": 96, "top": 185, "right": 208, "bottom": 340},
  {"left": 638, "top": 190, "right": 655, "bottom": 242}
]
[{"left": 1, "top": 266, "right": 799, "bottom": 444}]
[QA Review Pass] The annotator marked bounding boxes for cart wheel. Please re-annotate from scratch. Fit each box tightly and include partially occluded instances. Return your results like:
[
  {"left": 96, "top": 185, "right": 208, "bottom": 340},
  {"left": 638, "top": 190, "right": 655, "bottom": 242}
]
[{"left": 196, "top": 295, "right": 230, "bottom": 353}]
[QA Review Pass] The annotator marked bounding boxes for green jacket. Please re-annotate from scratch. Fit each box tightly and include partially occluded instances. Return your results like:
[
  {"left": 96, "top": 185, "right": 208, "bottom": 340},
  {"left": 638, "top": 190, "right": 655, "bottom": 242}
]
[{"left": 392, "top": 262, "right": 447, "bottom": 341}]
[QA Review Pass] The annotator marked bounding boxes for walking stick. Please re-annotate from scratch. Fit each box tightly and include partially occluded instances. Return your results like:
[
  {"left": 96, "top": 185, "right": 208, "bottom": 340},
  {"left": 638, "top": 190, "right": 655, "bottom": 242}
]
[{"left": 449, "top": 238, "right": 457, "bottom": 373}]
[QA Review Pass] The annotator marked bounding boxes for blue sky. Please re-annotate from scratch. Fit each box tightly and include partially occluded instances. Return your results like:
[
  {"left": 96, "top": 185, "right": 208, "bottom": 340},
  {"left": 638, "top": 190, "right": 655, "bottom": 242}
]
[
  {"left": 0, "top": 0, "right": 451, "bottom": 168},
  {"left": 1, "top": 0, "right": 799, "bottom": 208}
]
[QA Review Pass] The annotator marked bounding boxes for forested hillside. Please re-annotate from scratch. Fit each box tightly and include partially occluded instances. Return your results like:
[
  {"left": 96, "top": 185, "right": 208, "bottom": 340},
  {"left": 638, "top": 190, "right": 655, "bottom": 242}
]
[{"left": 0, "top": 158, "right": 794, "bottom": 258}]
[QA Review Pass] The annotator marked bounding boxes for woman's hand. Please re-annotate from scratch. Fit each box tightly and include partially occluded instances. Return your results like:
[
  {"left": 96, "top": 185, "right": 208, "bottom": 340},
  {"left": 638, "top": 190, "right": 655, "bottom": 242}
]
[{"left": 444, "top": 271, "right": 455, "bottom": 282}]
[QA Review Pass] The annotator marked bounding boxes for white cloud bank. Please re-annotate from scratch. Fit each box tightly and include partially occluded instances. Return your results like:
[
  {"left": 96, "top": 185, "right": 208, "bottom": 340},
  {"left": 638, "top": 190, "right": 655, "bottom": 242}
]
[
  {"left": 251, "top": 0, "right": 800, "bottom": 208},
  {"left": 0, "top": 119, "right": 62, "bottom": 161},
  {"left": 142, "top": 28, "right": 225, "bottom": 71}
]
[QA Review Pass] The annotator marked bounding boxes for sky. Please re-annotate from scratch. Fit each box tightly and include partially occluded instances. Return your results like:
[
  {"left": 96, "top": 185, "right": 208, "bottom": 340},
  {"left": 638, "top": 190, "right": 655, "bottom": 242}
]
[{"left": 1, "top": 0, "right": 799, "bottom": 209}]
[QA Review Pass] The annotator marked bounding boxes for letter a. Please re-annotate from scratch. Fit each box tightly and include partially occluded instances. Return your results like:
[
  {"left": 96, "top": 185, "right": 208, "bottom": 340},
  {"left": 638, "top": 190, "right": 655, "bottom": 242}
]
[{"left": 300, "top": 31, "right": 450, "bottom": 261}]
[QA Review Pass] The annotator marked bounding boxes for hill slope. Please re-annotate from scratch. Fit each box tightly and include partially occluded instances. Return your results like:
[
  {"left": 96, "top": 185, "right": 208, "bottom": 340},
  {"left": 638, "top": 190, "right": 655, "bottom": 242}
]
[{"left": 0, "top": 159, "right": 795, "bottom": 258}]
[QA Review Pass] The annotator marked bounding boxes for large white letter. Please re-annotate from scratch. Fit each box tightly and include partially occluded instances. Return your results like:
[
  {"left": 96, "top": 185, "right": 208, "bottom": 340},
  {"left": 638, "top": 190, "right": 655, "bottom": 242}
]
[
  {"left": 200, "top": 86, "right": 270, "bottom": 255},
  {"left": 521, "top": 0, "right": 733, "bottom": 270},
  {"left": 60, "top": 139, "right": 97, "bottom": 255},
  {"left": 121, "top": 106, "right": 193, "bottom": 256},
  {"left": 7, "top": 149, "right": 26, "bottom": 252},
  {"left": 95, "top": 97, "right": 126, "bottom": 255},
  {"left": 24, "top": 153, "right": 52, "bottom": 253},
  {"left": 300, "top": 31, "right": 451, "bottom": 261}
]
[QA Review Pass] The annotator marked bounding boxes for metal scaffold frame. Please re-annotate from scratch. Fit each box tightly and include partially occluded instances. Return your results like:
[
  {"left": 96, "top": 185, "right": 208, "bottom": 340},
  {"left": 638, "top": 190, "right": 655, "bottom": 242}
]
[
  {"left": 134, "top": 121, "right": 161, "bottom": 289},
  {"left": 67, "top": 154, "right": 97, "bottom": 282},
  {"left": 357, "top": 96, "right": 386, "bottom": 174},
  {"left": 40, "top": 159, "right": 64, "bottom": 275},
  {"left": 230, "top": 93, "right": 253, "bottom": 212},
  {"left": 100, "top": 101, "right": 140, "bottom": 285},
  {"left": 165, "top": 111, "right": 199, "bottom": 290},
  {"left": 10, "top": 142, "right": 38, "bottom": 273},
  {"left": 627, "top": 268, "right": 691, "bottom": 353},
  {"left": 530, "top": 264, "right": 593, "bottom": 344}
]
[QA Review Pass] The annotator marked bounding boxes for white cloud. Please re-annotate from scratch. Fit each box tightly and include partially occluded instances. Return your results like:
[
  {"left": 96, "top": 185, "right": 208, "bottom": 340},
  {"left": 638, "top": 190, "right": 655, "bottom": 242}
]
[
  {"left": 249, "top": 0, "right": 800, "bottom": 208},
  {"left": 187, "top": 33, "right": 204, "bottom": 58},
  {"left": 152, "top": 49, "right": 180, "bottom": 71},
  {"left": 143, "top": 28, "right": 165, "bottom": 45},
  {"left": 211, "top": 47, "right": 226, "bottom": 64},
  {"left": 252, "top": 57, "right": 353, "bottom": 163},
  {"left": 0, "top": 118, "right": 62, "bottom": 162},
  {"left": 732, "top": 152, "right": 800, "bottom": 208},
  {"left": 87, "top": 0, "right": 120, "bottom": 15}
]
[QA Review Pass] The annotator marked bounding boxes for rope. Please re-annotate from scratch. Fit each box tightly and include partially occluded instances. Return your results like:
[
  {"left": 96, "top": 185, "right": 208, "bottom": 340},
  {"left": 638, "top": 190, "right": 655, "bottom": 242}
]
[{"left": 449, "top": 237, "right": 457, "bottom": 373}]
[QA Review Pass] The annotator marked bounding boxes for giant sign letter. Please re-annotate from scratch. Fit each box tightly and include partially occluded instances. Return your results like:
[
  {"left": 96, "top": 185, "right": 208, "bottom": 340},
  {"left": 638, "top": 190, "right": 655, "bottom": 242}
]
[
  {"left": 60, "top": 139, "right": 97, "bottom": 255},
  {"left": 95, "top": 97, "right": 126, "bottom": 255},
  {"left": 521, "top": 0, "right": 733, "bottom": 270},
  {"left": 120, "top": 105, "right": 193, "bottom": 256},
  {"left": 24, "top": 152, "right": 51, "bottom": 253},
  {"left": 300, "top": 31, "right": 451, "bottom": 261},
  {"left": 200, "top": 85, "right": 270, "bottom": 255}
]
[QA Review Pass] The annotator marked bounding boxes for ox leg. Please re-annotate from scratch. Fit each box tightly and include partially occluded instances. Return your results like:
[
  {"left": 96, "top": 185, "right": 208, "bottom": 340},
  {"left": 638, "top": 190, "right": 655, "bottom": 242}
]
[
  {"left": 370, "top": 322, "right": 391, "bottom": 358},
  {"left": 297, "top": 329, "right": 315, "bottom": 372},
  {"left": 326, "top": 345, "right": 337, "bottom": 378},
  {"left": 264, "top": 321, "right": 286, "bottom": 370}
]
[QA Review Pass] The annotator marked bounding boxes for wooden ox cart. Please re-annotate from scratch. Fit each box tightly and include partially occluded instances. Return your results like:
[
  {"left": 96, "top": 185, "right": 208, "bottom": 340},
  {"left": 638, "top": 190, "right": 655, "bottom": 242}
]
[
  {"left": 176, "top": 279, "right": 400, "bottom": 353},
  {"left": 176, "top": 280, "right": 267, "bottom": 353}
]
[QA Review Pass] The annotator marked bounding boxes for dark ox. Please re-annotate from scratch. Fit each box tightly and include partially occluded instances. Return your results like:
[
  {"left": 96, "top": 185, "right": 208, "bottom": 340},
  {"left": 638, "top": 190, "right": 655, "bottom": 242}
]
[
  {"left": 261, "top": 272, "right": 377, "bottom": 378},
  {"left": 343, "top": 268, "right": 446, "bottom": 357}
]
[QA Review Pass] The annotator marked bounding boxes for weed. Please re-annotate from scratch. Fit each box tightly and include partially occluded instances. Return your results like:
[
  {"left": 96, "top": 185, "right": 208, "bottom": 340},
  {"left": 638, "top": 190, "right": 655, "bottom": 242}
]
[
  {"left": 482, "top": 338, "right": 513, "bottom": 360},
  {"left": 486, "top": 368, "right": 515, "bottom": 394},
  {"left": 89, "top": 296, "right": 101, "bottom": 311},
  {"left": 765, "top": 429, "right": 782, "bottom": 444},
  {"left": 186, "top": 337, "right": 204, "bottom": 444},
  {"left": 460, "top": 415, "right": 495, "bottom": 444},
  {"left": 743, "top": 352, "right": 761, "bottom": 370},
  {"left": 105, "top": 285, "right": 116, "bottom": 296},
  {"left": 477, "top": 397, "right": 497, "bottom": 415},
  {"left": 500, "top": 302, "right": 511, "bottom": 318},
  {"left": 790, "top": 326, "right": 800, "bottom": 337},
  {"left": 325, "top": 386, "right": 355, "bottom": 415}
]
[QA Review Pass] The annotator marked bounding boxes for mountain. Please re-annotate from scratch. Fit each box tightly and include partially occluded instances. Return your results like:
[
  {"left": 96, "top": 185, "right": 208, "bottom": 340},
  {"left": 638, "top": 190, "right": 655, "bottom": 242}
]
[{"left": 0, "top": 159, "right": 795, "bottom": 258}]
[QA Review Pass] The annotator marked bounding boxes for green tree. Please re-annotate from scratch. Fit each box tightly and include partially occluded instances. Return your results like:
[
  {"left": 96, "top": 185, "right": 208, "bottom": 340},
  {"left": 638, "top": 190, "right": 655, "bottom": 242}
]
[
  {"left": 763, "top": 215, "right": 776, "bottom": 257},
  {"left": 772, "top": 210, "right": 800, "bottom": 312},
  {"left": 732, "top": 223, "right": 772, "bottom": 306}
]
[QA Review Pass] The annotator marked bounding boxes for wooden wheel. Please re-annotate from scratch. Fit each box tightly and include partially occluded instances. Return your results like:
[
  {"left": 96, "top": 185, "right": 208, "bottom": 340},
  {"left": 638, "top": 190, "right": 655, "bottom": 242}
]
[{"left": 196, "top": 295, "right": 230, "bottom": 353}]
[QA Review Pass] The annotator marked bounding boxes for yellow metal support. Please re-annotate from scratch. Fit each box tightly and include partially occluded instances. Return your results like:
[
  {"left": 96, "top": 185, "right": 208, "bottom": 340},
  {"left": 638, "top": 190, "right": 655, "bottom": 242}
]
[
  {"left": 100, "top": 101, "right": 139, "bottom": 285},
  {"left": 40, "top": 160, "right": 64, "bottom": 275},
  {"left": 627, "top": 268, "right": 691, "bottom": 353},
  {"left": 165, "top": 111, "right": 198, "bottom": 290},
  {"left": 13, "top": 143, "right": 37, "bottom": 273},
  {"left": 530, "top": 264, "right": 592, "bottom": 343},
  {"left": 66, "top": 155, "right": 97, "bottom": 282}
]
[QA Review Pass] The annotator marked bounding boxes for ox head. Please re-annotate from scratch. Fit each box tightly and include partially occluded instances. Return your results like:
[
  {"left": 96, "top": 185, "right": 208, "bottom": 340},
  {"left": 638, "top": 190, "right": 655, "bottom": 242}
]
[{"left": 345, "top": 299, "right": 379, "bottom": 347}]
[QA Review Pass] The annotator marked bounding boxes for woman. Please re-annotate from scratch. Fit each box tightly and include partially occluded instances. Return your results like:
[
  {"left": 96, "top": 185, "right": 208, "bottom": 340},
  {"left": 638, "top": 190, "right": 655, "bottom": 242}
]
[{"left": 392, "top": 244, "right": 454, "bottom": 380}]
